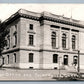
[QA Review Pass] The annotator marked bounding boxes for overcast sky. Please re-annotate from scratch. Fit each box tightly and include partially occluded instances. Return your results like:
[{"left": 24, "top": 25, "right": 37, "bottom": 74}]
[{"left": 0, "top": 4, "right": 84, "bottom": 22}]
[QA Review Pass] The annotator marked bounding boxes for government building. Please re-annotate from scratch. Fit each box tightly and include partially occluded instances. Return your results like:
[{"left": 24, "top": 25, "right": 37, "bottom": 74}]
[{"left": 1, "top": 9, "right": 84, "bottom": 70}]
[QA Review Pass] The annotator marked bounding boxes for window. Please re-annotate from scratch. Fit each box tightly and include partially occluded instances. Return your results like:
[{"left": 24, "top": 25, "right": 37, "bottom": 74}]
[
  {"left": 7, "top": 35, "right": 10, "bottom": 49},
  {"left": 29, "top": 53, "right": 33, "bottom": 62},
  {"left": 15, "top": 34, "right": 17, "bottom": 46},
  {"left": 73, "top": 56, "right": 77, "bottom": 65},
  {"left": 62, "top": 33, "right": 66, "bottom": 49},
  {"left": 7, "top": 55, "right": 9, "bottom": 64},
  {"left": 64, "top": 55, "right": 68, "bottom": 65},
  {"left": 13, "top": 25, "right": 17, "bottom": 47},
  {"left": 72, "top": 35, "right": 76, "bottom": 50},
  {"left": 13, "top": 33, "right": 17, "bottom": 47},
  {"left": 52, "top": 32, "right": 56, "bottom": 48},
  {"left": 29, "top": 24, "right": 33, "bottom": 30},
  {"left": 8, "top": 35, "right": 10, "bottom": 48},
  {"left": 29, "top": 35, "right": 34, "bottom": 45},
  {"left": 14, "top": 53, "right": 16, "bottom": 63},
  {"left": 2, "top": 57, "right": 4, "bottom": 65},
  {"left": 53, "top": 54, "right": 58, "bottom": 63}
]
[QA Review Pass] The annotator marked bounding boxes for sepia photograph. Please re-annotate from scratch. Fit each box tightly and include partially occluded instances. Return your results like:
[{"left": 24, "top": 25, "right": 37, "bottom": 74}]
[{"left": 0, "top": 4, "right": 84, "bottom": 81}]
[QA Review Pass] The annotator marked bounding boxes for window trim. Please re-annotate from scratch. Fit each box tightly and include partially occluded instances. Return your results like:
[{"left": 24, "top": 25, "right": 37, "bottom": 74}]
[
  {"left": 29, "top": 24, "right": 33, "bottom": 30},
  {"left": 29, "top": 35, "right": 34, "bottom": 46},
  {"left": 13, "top": 25, "right": 17, "bottom": 47},
  {"left": 64, "top": 55, "right": 68, "bottom": 65},
  {"left": 2, "top": 57, "right": 4, "bottom": 65},
  {"left": 73, "top": 56, "right": 78, "bottom": 65},
  {"left": 52, "top": 32, "right": 56, "bottom": 48},
  {"left": 72, "top": 35, "right": 76, "bottom": 50},
  {"left": 6, "top": 35, "right": 10, "bottom": 49},
  {"left": 62, "top": 33, "right": 67, "bottom": 49},
  {"left": 29, "top": 53, "right": 33, "bottom": 63},
  {"left": 53, "top": 54, "right": 58, "bottom": 63}
]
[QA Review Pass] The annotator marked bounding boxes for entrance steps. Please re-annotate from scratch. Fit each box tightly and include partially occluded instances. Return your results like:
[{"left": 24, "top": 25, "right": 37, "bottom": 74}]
[{"left": 64, "top": 66, "right": 77, "bottom": 71}]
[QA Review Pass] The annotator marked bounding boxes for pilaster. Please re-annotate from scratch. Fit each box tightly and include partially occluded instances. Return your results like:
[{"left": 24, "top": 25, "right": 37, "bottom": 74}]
[
  {"left": 59, "top": 27, "right": 62, "bottom": 50},
  {"left": 69, "top": 29, "right": 72, "bottom": 51}
]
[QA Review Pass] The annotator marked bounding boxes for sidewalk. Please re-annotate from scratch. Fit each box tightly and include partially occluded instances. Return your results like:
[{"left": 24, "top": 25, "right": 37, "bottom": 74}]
[{"left": 0, "top": 68, "right": 83, "bottom": 81}]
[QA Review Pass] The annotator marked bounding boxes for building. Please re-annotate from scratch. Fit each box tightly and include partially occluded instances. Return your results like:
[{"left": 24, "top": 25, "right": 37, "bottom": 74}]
[{"left": 1, "top": 9, "right": 84, "bottom": 70}]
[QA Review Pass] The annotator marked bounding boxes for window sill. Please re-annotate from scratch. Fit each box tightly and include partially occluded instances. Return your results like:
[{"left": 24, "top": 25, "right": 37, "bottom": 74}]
[
  {"left": 53, "top": 62, "right": 58, "bottom": 63},
  {"left": 13, "top": 45, "right": 16, "bottom": 48},
  {"left": 52, "top": 47, "right": 59, "bottom": 49},
  {"left": 72, "top": 49, "right": 78, "bottom": 51},
  {"left": 28, "top": 45, "right": 35, "bottom": 47},
  {"left": 62, "top": 48, "right": 69, "bottom": 50},
  {"left": 64, "top": 65, "right": 68, "bottom": 66},
  {"left": 6, "top": 47, "right": 9, "bottom": 50},
  {"left": 27, "top": 31, "right": 36, "bottom": 34}
]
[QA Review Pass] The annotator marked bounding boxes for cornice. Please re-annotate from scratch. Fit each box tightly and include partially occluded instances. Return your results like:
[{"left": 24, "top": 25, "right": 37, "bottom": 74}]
[
  {"left": 2, "top": 47, "right": 84, "bottom": 55},
  {"left": 40, "top": 16, "right": 84, "bottom": 28},
  {"left": 19, "top": 13, "right": 39, "bottom": 21},
  {"left": 1, "top": 9, "right": 84, "bottom": 30}
]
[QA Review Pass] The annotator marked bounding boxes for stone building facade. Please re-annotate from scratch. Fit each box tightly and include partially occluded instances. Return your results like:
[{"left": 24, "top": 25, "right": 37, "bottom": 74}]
[{"left": 1, "top": 9, "right": 84, "bottom": 69}]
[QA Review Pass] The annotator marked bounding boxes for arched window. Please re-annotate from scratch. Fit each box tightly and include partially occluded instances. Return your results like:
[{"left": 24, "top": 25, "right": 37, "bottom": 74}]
[
  {"left": 73, "top": 56, "right": 77, "bottom": 65},
  {"left": 29, "top": 53, "right": 33, "bottom": 62},
  {"left": 72, "top": 35, "right": 76, "bottom": 49},
  {"left": 53, "top": 54, "right": 58, "bottom": 63},
  {"left": 62, "top": 33, "right": 66, "bottom": 49},
  {"left": 7, "top": 35, "right": 10, "bottom": 49},
  {"left": 52, "top": 32, "right": 56, "bottom": 48},
  {"left": 13, "top": 25, "right": 17, "bottom": 47},
  {"left": 64, "top": 55, "right": 68, "bottom": 65}
]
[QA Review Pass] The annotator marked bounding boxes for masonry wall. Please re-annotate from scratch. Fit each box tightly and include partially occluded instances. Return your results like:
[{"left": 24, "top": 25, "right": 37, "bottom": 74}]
[
  {"left": 42, "top": 51, "right": 78, "bottom": 69},
  {"left": 3, "top": 51, "right": 20, "bottom": 68},
  {"left": 18, "top": 17, "right": 41, "bottom": 69},
  {"left": 79, "top": 30, "right": 84, "bottom": 69},
  {"left": 2, "top": 18, "right": 21, "bottom": 68},
  {"left": 2, "top": 10, "right": 84, "bottom": 70},
  {"left": 40, "top": 19, "right": 83, "bottom": 69},
  {"left": 19, "top": 50, "right": 40, "bottom": 69},
  {"left": 19, "top": 17, "right": 41, "bottom": 50}
]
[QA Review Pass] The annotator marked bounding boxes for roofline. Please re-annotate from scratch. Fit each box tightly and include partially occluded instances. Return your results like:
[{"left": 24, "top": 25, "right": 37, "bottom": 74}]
[{"left": 0, "top": 9, "right": 84, "bottom": 29}]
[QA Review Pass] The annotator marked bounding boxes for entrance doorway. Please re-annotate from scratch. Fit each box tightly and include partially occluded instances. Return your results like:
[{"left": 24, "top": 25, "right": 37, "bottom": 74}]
[{"left": 64, "top": 55, "right": 68, "bottom": 65}]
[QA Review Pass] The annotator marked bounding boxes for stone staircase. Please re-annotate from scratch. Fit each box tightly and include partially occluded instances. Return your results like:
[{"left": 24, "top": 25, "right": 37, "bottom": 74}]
[{"left": 65, "top": 66, "right": 77, "bottom": 71}]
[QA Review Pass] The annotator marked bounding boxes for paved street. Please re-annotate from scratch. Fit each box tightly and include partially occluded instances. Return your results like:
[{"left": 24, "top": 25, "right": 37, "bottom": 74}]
[{"left": 0, "top": 68, "right": 80, "bottom": 81}]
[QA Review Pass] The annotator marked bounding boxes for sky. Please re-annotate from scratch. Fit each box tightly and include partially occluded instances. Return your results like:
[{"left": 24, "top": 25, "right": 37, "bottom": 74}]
[{"left": 0, "top": 4, "right": 84, "bottom": 22}]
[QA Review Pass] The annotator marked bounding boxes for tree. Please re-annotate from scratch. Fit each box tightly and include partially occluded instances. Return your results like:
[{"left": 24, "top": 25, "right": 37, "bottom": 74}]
[
  {"left": 0, "top": 20, "right": 9, "bottom": 56},
  {"left": 0, "top": 32, "right": 7, "bottom": 55}
]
